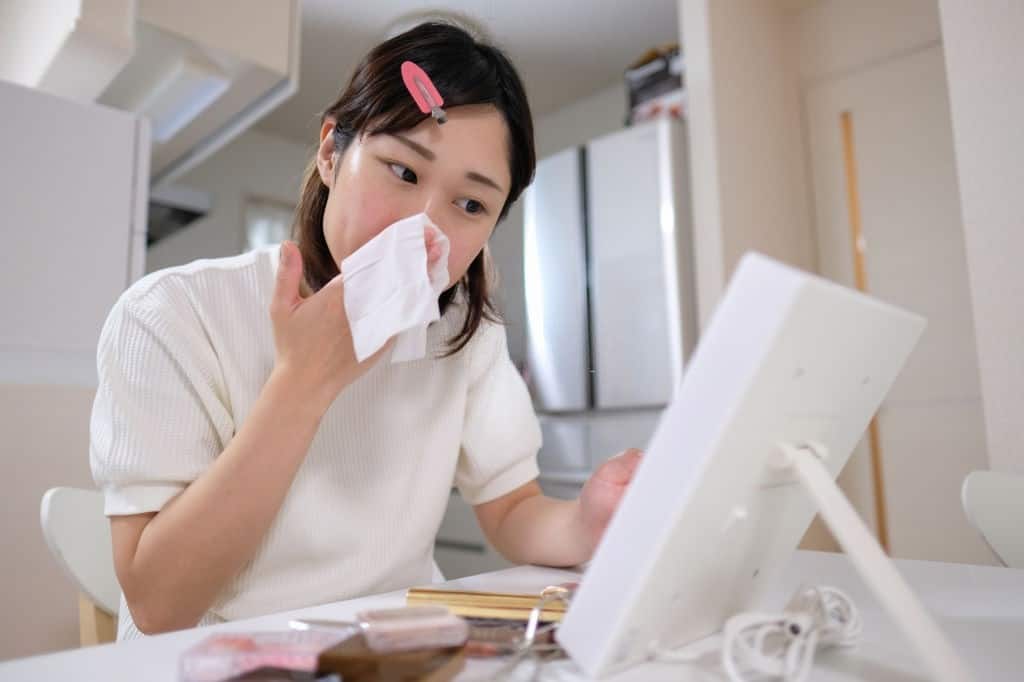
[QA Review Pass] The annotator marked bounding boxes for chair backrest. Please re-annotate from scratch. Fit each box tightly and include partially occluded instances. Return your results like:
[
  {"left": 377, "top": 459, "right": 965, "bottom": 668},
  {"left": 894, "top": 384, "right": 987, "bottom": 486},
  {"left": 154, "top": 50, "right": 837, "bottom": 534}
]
[
  {"left": 40, "top": 487, "right": 120, "bottom": 615},
  {"left": 961, "top": 470, "right": 1024, "bottom": 569}
]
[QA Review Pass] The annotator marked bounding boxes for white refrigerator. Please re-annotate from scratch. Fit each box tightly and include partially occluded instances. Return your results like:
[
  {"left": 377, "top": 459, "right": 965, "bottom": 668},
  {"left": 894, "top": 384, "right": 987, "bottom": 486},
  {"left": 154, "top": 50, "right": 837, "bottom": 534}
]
[{"left": 523, "top": 117, "right": 698, "bottom": 496}]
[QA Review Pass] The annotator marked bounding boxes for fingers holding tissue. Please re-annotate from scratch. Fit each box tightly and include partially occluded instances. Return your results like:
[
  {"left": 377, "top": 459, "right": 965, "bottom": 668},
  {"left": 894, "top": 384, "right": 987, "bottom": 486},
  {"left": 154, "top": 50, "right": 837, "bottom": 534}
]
[
  {"left": 577, "top": 448, "right": 644, "bottom": 555},
  {"left": 270, "top": 241, "right": 386, "bottom": 405},
  {"left": 271, "top": 239, "right": 305, "bottom": 313},
  {"left": 341, "top": 213, "right": 451, "bottom": 364},
  {"left": 425, "top": 227, "right": 444, "bottom": 267},
  {"left": 268, "top": 214, "right": 449, "bottom": 406}
]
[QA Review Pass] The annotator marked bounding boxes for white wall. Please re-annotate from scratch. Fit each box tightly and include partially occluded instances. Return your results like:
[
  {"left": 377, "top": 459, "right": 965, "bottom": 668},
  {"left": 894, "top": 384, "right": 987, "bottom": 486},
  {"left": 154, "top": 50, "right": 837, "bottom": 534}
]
[
  {"left": 794, "top": 0, "right": 942, "bottom": 84},
  {"left": 938, "top": 0, "right": 1024, "bottom": 475},
  {"left": 679, "top": 0, "right": 817, "bottom": 329},
  {"left": 1, "top": 385, "right": 97, "bottom": 659},
  {"left": 676, "top": 0, "right": 951, "bottom": 332},
  {"left": 147, "top": 128, "right": 311, "bottom": 273},
  {"left": 534, "top": 82, "right": 627, "bottom": 159}
]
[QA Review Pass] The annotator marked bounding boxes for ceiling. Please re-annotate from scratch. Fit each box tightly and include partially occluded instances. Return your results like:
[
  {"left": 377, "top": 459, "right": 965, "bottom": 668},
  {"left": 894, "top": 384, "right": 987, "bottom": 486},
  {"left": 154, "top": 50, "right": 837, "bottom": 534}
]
[{"left": 256, "top": 0, "right": 680, "bottom": 144}]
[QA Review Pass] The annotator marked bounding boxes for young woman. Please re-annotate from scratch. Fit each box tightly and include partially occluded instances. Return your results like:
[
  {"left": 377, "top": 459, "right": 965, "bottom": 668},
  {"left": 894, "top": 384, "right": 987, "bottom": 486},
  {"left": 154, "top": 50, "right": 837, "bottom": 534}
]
[{"left": 91, "top": 22, "right": 642, "bottom": 639}]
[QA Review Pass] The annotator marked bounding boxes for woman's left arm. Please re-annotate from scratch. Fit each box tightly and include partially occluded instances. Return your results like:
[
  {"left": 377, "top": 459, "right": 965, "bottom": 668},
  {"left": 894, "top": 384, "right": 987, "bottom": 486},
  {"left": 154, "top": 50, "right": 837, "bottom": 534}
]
[{"left": 474, "top": 449, "right": 643, "bottom": 567}]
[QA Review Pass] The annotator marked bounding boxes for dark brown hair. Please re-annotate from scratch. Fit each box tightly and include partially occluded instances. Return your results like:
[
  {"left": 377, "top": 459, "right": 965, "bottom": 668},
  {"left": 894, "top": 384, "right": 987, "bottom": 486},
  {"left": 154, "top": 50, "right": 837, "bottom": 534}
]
[{"left": 293, "top": 21, "right": 536, "bottom": 355}]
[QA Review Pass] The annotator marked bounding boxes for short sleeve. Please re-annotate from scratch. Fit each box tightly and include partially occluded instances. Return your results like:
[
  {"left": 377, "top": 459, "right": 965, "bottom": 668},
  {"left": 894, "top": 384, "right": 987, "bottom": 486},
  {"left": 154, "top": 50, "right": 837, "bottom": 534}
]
[
  {"left": 90, "top": 283, "right": 234, "bottom": 516},
  {"left": 455, "top": 321, "right": 541, "bottom": 505}
]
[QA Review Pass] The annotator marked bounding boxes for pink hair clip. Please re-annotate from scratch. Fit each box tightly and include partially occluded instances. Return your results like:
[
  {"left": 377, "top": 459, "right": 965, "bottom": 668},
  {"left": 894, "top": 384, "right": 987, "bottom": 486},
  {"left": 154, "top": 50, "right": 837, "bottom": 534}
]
[{"left": 401, "top": 61, "right": 447, "bottom": 125}]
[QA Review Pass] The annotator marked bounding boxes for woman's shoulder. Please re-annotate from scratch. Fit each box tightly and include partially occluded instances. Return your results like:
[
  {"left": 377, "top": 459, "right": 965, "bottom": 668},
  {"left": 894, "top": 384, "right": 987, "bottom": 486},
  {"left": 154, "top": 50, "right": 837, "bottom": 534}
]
[
  {"left": 461, "top": 315, "right": 513, "bottom": 381},
  {"left": 98, "top": 246, "right": 279, "bottom": 357},
  {"left": 117, "top": 246, "right": 279, "bottom": 321},
  {"left": 425, "top": 304, "right": 511, "bottom": 379}
]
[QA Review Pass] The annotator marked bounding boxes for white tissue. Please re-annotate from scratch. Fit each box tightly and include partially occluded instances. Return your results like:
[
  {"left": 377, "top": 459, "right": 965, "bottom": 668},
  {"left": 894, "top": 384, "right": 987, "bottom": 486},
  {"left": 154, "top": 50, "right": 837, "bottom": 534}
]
[{"left": 340, "top": 212, "right": 450, "bottom": 363}]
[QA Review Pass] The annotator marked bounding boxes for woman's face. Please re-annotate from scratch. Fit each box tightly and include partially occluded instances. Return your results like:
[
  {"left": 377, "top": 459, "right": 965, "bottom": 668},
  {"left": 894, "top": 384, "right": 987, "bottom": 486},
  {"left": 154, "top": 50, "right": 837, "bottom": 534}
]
[{"left": 315, "top": 104, "right": 512, "bottom": 288}]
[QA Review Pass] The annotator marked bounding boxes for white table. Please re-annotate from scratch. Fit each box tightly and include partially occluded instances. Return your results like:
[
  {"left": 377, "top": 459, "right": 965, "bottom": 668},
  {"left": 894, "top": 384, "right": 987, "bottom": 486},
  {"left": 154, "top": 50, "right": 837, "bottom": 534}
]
[{"left": 1, "top": 550, "right": 1021, "bottom": 681}]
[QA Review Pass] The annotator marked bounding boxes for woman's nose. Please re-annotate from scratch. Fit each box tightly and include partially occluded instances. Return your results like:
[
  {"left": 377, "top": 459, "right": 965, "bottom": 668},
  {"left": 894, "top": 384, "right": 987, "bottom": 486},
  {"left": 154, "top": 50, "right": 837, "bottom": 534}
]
[{"left": 421, "top": 195, "right": 444, "bottom": 228}]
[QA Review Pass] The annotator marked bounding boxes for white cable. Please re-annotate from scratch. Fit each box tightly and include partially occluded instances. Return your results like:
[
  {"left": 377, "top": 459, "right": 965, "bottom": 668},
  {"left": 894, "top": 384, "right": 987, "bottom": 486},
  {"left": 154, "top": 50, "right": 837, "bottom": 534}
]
[
  {"left": 656, "top": 584, "right": 861, "bottom": 682},
  {"left": 477, "top": 584, "right": 860, "bottom": 681}
]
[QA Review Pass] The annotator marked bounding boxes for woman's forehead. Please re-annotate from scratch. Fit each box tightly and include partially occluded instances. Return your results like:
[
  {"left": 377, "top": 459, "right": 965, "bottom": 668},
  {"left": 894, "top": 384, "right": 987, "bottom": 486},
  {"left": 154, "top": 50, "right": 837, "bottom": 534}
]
[{"left": 377, "top": 106, "right": 510, "bottom": 181}]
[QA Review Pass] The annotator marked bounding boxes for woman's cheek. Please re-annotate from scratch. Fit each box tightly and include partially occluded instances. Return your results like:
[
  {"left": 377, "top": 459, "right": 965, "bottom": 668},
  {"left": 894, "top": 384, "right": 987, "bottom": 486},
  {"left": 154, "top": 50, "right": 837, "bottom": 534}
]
[
  {"left": 320, "top": 200, "right": 348, "bottom": 265},
  {"left": 341, "top": 193, "right": 406, "bottom": 257}
]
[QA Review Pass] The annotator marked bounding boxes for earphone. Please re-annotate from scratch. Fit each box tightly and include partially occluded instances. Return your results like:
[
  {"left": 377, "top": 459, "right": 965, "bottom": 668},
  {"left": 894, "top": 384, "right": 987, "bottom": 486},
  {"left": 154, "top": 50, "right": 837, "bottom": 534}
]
[
  {"left": 720, "top": 585, "right": 861, "bottom": 682},
  {"left": 655, "top": 584, "right": 861, "bottom": 682}
]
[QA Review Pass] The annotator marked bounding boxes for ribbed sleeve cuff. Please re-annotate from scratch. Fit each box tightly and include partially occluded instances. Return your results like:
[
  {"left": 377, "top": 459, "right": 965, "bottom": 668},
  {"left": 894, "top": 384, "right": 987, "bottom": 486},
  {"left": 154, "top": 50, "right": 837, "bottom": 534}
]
[
  {"left": 459, "top": 457, "right": 540, "bottom": 506},
  {"left": 102, "top": 483, "right": 185, "bottom": 516}
]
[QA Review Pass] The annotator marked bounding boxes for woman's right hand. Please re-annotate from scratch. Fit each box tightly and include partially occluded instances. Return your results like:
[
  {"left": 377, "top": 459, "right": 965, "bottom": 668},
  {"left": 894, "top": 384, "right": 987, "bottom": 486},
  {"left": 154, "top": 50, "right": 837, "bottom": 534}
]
[{"left": 269, "top": 240, "right": 387, "bottom": 412}]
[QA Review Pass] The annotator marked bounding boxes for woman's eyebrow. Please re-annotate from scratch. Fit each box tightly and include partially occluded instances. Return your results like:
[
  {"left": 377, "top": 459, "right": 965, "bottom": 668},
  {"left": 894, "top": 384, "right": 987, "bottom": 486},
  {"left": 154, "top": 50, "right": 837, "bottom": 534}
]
[
  {"left": 466, "top": 171, "right": 504, "bottom": 194},
  {"left": 393, "top": 134, "right": 435, "bottom": 161}
]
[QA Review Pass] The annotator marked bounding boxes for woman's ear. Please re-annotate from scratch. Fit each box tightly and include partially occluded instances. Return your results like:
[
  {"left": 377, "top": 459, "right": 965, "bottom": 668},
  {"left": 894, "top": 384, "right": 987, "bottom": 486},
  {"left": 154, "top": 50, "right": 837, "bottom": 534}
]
[{"left": 316, "top": 119, "right": 339, "bottom": 186}]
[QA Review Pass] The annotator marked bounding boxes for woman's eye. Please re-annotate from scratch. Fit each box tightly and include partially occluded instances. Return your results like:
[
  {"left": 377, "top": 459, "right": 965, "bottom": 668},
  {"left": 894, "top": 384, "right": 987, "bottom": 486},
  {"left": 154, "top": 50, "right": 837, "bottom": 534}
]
[
  {"left": 388, "top": 163, "right": 417, "bottom": 184},
  {"left": 455, "top": 198, "right": 486, "bottom": 215}
]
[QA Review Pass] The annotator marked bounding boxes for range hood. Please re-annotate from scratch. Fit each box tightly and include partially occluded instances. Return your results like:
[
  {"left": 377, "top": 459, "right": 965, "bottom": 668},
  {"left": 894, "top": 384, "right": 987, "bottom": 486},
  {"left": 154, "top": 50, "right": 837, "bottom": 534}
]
[
  {"left": 1, "top": 0, "right": 300, "bottom": 187},
  {"left": 147, "top": 184, "right": 211, "bottom": 246}
]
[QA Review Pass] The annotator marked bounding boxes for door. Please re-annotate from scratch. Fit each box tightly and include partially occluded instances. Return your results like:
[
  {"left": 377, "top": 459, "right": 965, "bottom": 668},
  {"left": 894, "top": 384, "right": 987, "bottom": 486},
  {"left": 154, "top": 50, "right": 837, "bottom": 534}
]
[{"left": 804, "top": 45, "right": 992, "bottom": 564}]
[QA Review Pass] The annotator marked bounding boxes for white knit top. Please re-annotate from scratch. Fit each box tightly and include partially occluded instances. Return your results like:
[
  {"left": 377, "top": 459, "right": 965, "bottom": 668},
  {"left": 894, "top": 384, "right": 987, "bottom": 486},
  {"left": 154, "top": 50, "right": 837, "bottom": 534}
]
[{"left": 89, "top": 245, "right": 541, "bottom": 639}]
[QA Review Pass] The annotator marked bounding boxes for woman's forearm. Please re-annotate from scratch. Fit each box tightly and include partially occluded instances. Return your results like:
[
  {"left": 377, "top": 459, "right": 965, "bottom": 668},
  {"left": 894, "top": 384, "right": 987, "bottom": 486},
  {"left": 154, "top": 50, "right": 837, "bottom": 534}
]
[
  {"left": 115, "top": 367, "right": 333, "bottom": 634},
  {"left": 487, "top": 491, "right": 593, "bottom": 568}
]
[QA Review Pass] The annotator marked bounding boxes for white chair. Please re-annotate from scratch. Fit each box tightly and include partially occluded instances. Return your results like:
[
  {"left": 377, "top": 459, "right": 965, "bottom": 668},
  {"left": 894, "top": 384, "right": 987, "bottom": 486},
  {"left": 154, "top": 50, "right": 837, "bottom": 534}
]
[
  {"left": 961, "top": 470, "right": 1024, "bottom": 568},
  {"left": 40, "top": 487, "right": 120, "bottom": 645},
  {"left": 432, "top": 560, "right": 446, "bottom": 583},
  {"left": 39, "top": 485, "right": 447, "bottom": 646}
]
